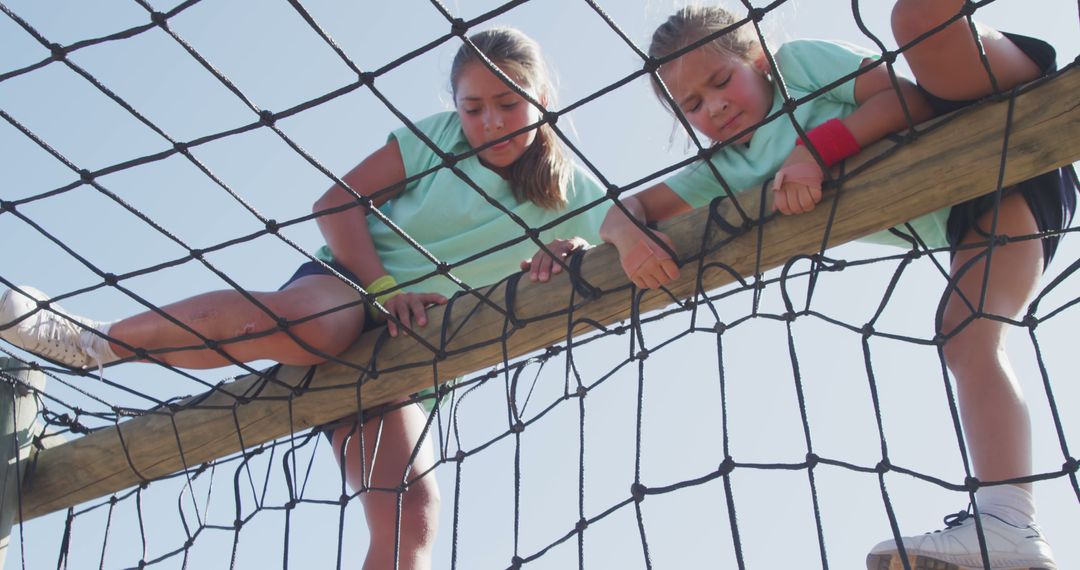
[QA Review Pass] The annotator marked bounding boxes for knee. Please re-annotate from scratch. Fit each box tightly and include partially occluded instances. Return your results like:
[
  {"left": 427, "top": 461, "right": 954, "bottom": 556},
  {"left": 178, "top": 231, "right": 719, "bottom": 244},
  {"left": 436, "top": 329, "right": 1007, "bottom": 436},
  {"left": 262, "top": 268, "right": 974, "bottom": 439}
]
[
  {"left": 367, "top": 475, "right": 441, "bottom": 548},
  {"left": 940, "top": 320, "right": 1003, "bottom": 377},
  {"left": 277, "top": 300, "right": 359, "bottom": 360},
  {"left": 398, "top": 475, "right": 440, "bottom": 547},
  {"left": 891, "top": 0, "right": 958, "bottom": 44}
]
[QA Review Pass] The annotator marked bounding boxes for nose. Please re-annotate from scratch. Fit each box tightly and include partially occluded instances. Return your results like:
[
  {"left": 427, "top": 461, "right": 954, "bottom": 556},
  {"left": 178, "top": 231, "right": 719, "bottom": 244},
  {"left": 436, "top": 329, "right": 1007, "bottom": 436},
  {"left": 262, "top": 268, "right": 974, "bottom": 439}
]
[
  {"left": 707, "top": 96, "right": 728, "bottom": 118},
  {"left": 484, "top": 111, "right": 503, "bottom": 131}
]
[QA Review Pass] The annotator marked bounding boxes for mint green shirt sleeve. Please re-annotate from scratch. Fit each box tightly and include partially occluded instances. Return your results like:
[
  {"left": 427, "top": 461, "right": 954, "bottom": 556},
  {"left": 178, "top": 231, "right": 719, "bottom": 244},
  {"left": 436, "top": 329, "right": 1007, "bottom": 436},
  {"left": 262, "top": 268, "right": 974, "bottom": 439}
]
[
  {"left": 388, "top": 111, "right": 460, "bottom": 189},
  {"left": 665, "top": 39, "right": 877, "bottom": 209},
  {"left": 774, "top": 39, "right": 878, "bottom": 105},
  {"left": 664, "top": 39, "right": 949, "bottom": 249}
]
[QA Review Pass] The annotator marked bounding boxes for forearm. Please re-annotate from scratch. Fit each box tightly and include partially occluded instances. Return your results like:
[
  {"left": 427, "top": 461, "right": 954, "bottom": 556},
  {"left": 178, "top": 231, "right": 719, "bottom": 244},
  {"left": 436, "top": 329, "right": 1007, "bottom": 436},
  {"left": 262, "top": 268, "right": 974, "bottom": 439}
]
[
  {"left": 600, "top": 184, "right": 692, "bottom": 259},
  {"left": 845, "top": 69, "right": 933, "bottom": 147},
  {"left": 599, "top": 195, "right": 647, "bottom": 248}
]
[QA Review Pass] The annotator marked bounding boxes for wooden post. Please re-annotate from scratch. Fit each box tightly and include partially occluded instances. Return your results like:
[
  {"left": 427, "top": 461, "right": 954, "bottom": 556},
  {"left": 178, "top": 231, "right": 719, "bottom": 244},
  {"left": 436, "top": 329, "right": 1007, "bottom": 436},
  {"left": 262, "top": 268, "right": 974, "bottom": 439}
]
[
  {"left": 13, "top": 66, "right": 1080, "bottom": 522},
  {"left": 0, "top": 358, "right": 45, "bottom": 568}
]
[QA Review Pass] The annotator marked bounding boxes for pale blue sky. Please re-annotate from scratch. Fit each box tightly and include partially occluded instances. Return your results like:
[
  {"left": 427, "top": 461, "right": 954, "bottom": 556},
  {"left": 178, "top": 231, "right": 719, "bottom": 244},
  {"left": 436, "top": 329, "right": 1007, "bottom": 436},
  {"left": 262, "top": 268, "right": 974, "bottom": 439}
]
[{"left": 1, "top": 1, "right": 1077, "bottom": 568}]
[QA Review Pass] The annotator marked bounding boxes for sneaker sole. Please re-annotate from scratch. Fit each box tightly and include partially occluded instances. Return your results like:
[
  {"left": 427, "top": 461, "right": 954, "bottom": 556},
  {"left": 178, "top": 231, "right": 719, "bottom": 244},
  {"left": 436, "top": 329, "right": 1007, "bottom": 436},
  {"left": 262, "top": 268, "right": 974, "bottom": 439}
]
[{"left": 867, "top": 553, "right": 1053, "bottom": 570}]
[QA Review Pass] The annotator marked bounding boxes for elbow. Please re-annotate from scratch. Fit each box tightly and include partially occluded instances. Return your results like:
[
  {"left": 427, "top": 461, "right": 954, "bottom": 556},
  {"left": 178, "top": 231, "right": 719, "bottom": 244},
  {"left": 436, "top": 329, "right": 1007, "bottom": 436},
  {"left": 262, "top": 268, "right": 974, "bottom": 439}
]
[
  {"left": 312, "top": 188, "right": 337, "bottom": 218},
  {"left": 313, "top": 185, "right": 366, "bottom": 219}
]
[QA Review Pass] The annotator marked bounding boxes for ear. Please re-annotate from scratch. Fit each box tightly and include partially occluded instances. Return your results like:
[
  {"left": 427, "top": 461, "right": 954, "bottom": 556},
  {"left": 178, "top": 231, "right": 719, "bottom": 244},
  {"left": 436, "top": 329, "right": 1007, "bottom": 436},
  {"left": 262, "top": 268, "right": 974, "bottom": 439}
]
[{"left": 752, "top": 51, "right": 771, "bottom": 77}]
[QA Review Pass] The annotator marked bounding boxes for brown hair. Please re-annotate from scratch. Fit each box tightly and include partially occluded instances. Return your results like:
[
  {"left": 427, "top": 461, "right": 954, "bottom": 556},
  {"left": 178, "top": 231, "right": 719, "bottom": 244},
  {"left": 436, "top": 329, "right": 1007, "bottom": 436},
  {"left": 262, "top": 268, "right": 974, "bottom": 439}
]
[
  {"left": 450, "top": 27, "right": 569, "bottom": 210},
  {"left": 648, "top": 5, "right": 764, "bottom": 101}
]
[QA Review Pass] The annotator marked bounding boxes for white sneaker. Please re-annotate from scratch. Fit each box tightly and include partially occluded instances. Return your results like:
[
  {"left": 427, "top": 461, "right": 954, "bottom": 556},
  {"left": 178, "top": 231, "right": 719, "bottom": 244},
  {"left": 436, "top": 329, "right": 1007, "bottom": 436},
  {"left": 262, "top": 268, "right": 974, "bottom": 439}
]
[
  {"left": 0, "top": 286, "right": 107, "bottom": 369},
  {"left": 866, "top": 510, "right": 1058, "bottom": 570}
]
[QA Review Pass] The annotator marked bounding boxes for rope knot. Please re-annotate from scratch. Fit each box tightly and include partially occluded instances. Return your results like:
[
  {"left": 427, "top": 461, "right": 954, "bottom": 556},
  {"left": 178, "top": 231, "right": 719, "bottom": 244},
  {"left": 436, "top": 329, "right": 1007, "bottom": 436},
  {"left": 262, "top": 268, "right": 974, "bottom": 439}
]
[
  {"left": 874, "top": 459, "right": 891, "bottom": 474},
  {"left": 450, "top": 18, "right": 468, "bottom": 37}
]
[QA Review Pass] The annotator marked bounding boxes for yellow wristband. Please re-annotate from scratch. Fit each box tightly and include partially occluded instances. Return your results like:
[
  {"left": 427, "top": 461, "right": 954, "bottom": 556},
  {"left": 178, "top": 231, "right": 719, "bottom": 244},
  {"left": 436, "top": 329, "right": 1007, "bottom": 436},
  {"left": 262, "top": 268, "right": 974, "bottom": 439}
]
[{"left": 366, "top": 274, "right": 400, "bottom": 322}]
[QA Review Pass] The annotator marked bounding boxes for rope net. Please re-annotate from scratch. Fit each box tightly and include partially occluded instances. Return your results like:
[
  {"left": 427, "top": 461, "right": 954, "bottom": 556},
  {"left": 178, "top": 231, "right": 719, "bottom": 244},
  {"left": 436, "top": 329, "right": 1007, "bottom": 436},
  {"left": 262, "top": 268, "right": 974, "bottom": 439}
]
[{"left": 1, "top": 0, "right": 1078, "bottom": 568}]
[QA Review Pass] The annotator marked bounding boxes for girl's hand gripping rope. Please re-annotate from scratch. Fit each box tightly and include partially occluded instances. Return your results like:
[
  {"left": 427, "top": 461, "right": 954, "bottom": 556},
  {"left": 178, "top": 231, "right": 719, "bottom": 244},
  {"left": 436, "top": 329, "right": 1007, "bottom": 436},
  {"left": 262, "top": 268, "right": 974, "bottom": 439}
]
[{"left": 521, "top": 237, "right": 591, "bottom": 283}]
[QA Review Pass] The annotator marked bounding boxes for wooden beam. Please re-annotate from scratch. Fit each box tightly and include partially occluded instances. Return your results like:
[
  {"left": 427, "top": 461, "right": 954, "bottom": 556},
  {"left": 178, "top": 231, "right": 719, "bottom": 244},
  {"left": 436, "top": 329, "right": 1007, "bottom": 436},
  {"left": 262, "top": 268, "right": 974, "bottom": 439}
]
[{"left": 17, "top": 67, "right": 1080, "bottom": 522}]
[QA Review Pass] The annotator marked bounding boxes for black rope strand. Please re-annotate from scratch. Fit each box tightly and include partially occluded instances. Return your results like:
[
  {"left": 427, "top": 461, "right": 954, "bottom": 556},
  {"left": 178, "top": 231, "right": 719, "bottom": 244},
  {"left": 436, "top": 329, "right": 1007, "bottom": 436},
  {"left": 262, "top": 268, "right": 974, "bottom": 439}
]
[{"left": 1, "top": 0, "right": 1077, "bottom": 568}]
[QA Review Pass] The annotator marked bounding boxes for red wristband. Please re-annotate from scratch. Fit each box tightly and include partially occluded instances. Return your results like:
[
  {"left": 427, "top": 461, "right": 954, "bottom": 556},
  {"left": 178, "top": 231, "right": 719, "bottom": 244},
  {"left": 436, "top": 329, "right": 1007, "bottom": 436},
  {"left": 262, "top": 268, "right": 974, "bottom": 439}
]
[{"left": 795, "top": 118, "right": 861, "bottom": 168}]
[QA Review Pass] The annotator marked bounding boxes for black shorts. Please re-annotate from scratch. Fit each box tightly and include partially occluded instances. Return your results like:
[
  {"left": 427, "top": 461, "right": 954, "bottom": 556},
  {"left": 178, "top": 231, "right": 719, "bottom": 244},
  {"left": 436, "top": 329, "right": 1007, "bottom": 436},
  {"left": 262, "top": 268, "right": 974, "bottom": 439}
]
[
  {"left": 917, "top": 32, "right": 1078, "bottom": 267},
  {"left": 281, "top": 260, "right": 388, "bottom": 442},
  {"left": 279, "top": 259, "right": 360, "bottom": 291}
]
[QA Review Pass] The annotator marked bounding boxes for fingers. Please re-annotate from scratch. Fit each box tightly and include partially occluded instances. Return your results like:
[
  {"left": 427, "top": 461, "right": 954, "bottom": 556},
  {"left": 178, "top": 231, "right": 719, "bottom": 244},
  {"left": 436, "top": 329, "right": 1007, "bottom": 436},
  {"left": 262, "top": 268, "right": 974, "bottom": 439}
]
[
  {"left": 407, "top": 294, "right": 427, "bottom": 327},
  {"left": 772, "top": 160, "right": 824, "bottom": 214},
  {"left": 808, "top": 183, "right": 822, "bottom": 207},
  {"left": 773, "top": 185, "right": 791, "bottom": 214},
  {"left": 383, "top": 293, "right": 448, "bottom": 337},
  {"left": 386, "top": 297, "right": 407, "bottom": 337},
  {"left": 659, "top": 258, "right": 680, "bottom": 281},
  {"left": 631, "top": 256, "right": 681, "bottom": 289},
  {"left": 530, "top": 250, "right": 555, "bottom": 282},
  {"left": 773, "top": 183, "right": 823, "bottom": 215},
  {"left": 621, "top": 232, "right": 680, "bottom": 289},
  {"left": 798, "top": 184, "right": 819, "bottom": 212},
  {"left": 420, "top": 293, "right": 449, "bottom": 306},
  {"left": 524, "top": 238, "right": 587, "bottom": 282}
]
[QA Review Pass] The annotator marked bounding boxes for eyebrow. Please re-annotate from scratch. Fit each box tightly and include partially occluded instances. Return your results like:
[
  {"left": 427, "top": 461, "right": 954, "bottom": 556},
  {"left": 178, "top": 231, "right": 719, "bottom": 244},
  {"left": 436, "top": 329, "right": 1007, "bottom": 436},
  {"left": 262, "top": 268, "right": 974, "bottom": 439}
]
[
  {"left": 459, "top": 90, "right": 516, "bottom": 102},
  {"left": 677, "top": 69, "right": 722, "bottom": 109}
]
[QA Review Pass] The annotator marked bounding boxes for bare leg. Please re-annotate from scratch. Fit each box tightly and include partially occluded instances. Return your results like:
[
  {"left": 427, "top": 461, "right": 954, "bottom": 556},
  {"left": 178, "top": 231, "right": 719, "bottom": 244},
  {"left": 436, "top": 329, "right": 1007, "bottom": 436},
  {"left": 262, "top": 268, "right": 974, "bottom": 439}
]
[
  {"left": 865, "top": 4, "right": 1060, "bottom": 566},
  {"left": 891, "top": 0, "right": 1041, "bottom": 101},
  {"left": 331, "top": 402, "right": 440, "bottom": 570},
  {"left": 893, "top": 0, "right": 1046, "bottom": 490},
  {"left": 867, "top": 196, "right": 1055, "bottom": 568},
  {"left": 941, "top": 194, "right": 1042, "bottom": 489},
  {"left": 107, "top": 275, "right": 367, "bottom": 368}
]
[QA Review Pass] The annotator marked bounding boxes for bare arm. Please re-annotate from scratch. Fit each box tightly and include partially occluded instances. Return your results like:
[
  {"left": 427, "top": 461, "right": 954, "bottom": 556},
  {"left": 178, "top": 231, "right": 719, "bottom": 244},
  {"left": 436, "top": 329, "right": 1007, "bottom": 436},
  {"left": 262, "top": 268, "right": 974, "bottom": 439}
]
[
  {"left": 313, "top": 139, "right": 408, "bottom": 286},
  {"left": 523, "top": 182, "right": 691, "bottom": 286},
  {"left": 599, "top": 183, "right": 692, "bottom": 250},
  {"left": 313, "top": 140, "right": 447, "bottom": 335},
  {"left": 774, "top": 59, "right": 933, "bottom": 215},
  {"left": 598, "top": 183, "right": 690, "bottom": 288},
  {"left": 844, "top": 57, "right": 934, "bottom": 145}
]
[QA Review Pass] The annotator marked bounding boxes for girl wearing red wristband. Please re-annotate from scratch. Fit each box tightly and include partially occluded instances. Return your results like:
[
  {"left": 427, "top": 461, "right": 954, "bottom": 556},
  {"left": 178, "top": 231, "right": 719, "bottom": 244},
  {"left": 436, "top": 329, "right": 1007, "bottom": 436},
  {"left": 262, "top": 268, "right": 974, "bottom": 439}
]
[
  {"left": 597, "top": 4, "right": 1074, "bottom": 569},
  {"left": 598, "top": 5, "right": 933, "bottom": 289}
]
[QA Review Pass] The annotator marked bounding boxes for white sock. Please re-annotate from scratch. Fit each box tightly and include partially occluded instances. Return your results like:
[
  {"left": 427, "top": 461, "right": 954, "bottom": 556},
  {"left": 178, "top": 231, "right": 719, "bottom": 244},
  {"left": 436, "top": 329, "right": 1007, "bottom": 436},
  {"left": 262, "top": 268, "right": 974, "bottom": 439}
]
[
  {"left": 81, "top": 321, "right": 120, "bottom": 365},
  {"left": 975, "top": 484, "right": 1036, "bottom": 527}
]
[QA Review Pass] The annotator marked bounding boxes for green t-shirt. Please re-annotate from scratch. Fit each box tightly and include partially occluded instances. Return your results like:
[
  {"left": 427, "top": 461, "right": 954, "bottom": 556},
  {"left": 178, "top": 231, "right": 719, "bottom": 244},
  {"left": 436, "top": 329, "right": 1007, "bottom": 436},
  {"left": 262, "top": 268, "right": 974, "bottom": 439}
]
[
  {"left": 665, "top": 39, "right": 950, "bottom": 249},
  {"left": 317, "top": 111, "right": 608, "bottom": 298}
]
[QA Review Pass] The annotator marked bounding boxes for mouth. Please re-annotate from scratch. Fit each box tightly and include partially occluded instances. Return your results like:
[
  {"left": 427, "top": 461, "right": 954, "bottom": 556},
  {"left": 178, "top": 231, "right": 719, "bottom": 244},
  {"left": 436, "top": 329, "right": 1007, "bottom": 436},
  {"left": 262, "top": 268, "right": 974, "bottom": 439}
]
[
  {"left": 488, "top": 139, "right": 512, "bottom": 151},
  {"left": 718, "top": 113, "right": 741, "bottom": 134}
]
